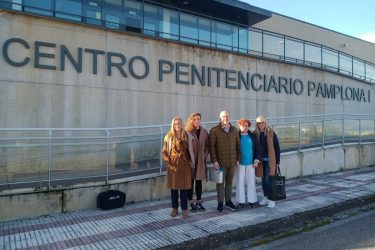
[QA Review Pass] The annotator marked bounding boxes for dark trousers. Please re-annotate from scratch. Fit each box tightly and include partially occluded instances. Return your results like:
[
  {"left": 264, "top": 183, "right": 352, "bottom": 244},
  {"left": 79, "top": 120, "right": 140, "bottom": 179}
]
[
  {"left": 188, "top": 179, "right": 202, "bottom": 201},
  {"left": 262, "top": 160, "right": 270, "bottom": 197},
  {"left": 216, "top": 166, "right": 236, "bottom": 203},
  {"left": 171, "top": 189, "right": 188, "bottom": 210}
]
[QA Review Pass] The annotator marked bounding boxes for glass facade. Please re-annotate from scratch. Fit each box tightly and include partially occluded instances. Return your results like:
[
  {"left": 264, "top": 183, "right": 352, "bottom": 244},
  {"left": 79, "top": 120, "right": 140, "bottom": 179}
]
[{"left": 0, "top": 0, "right": 374, "bottom": 84}]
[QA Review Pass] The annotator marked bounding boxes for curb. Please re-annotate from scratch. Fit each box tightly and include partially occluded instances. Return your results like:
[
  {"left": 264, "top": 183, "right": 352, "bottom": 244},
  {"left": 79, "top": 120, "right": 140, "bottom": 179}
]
[{"left": 162, "top": 194, "right": 375, "bottom": 249}]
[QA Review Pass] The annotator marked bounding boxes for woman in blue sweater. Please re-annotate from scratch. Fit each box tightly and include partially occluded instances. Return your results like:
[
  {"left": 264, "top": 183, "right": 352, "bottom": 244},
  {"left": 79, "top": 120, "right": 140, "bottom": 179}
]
[{"left": 235, "top": 119, "right": 261, "bottom": 208}]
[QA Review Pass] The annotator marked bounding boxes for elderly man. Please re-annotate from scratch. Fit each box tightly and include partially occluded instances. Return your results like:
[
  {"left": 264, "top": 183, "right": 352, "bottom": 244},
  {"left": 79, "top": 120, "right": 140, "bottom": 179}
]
[{"left": 209, "top": 111, "right": 241, "bottom": 212}]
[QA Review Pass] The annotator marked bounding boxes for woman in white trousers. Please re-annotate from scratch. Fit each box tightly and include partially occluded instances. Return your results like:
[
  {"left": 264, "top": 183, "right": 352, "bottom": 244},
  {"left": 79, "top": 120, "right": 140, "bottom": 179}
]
[{"left": 236, "top": 119, "right": 261, "bottom": 208}]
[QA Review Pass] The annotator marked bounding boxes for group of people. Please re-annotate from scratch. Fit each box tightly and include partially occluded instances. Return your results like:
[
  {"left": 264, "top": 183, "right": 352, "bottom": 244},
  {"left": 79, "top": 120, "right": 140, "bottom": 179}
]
[{"left": 162, "top": 111, "right": 280, "bottom": 219}]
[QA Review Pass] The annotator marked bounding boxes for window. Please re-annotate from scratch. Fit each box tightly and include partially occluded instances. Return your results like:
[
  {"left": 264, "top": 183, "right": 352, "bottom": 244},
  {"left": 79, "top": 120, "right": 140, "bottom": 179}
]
[
  {"left": 0, "top": 0, "right": 22, "bottom": 11},
  {"left": 180, "top": 13, "right": 198, "bottom": 43},
  {"left": 339, "top": 53, "right": 352, "bottom": 76},
  {"left": 322, "top": 48, "right": 338, "bottom": 71},
  {"left": 263, "top": 32, "right": 284, "bottom": 59},
  {"left": 285, "top": 38, "right": 303, "bottom": 63},
  {"left": 248, "top": 28, "right": 262, "bottom": 56},
  {"left": 198, "top": 18, "right": 211, "bottom": 46},
  {"left": 238, "top": 27, "right": 248, "bottom": 53},
  {"left": 212, "top": 21, "right": 236, "bottom": 51},
  {"left": 305, "top": 43, "right": 321, "bottom": 67},
  {"left": 160, "top": 8, "right": 179, "bottom": 40},
  {"left": 24, "top": 0, "right": 52, "bottom": 16},
  {"left": 55, "top": 0, "right": 82, "bottom": 22},
  {"left": 353, "top": 58, "right": 365, "bottom": 79},
  {"left": 365, "top": 63, "right": 375, "bottom": 83},
  {"left": 144, "top": 4, "right": 162, "bottom": 37},
  {"left": 103, "top": 0, "right": 123, "bottom": 29},
  {"left": 124, "top": 0, "right": 142, "bottom": 33},
  {"left": 84, "top": 0, "right": 102, "bottom": 26}
]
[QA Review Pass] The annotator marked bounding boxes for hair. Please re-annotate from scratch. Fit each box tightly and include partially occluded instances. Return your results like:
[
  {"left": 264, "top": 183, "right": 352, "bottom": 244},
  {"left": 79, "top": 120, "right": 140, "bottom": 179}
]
[
  {"left": 185, "top": 112, "right": 202, "bottom": 132},
  {"left": 168, "top": 117, "right": 188, "bottom": 140},
  {"left": 237, "top": 118, "right": 252, "bottom": 127},
  {"left": 219, "top": 110, "right": 228, "bottom": 118},
  {"left": 256, "top": 115, "right": 267, "bottom": 124}
]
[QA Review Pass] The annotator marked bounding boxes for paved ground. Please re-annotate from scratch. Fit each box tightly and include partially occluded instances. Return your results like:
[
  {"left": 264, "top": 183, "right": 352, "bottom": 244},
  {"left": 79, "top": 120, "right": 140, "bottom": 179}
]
[{"left": 1, "top": 167, "right": 375, "bottom": 250}]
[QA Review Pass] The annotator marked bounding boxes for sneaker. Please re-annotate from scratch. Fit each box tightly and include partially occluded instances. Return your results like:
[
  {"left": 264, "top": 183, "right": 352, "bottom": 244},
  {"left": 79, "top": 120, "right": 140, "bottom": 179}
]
[
  {"left": 217, "top": 202, "right": 224, "bottom": 212},
  {"left": 248, "top": 203, "right": 255, "bottom": 209},
  {"left": 238, "top": 203, "right": 245, "bottom": 209},
  {"left": 259, "top": 197, "right": 269, "bottom": 206},
  {"left": 225, "top": 201, "right": 238, "bottom": 211},
  {"left": 190, "top": 202, "right": 198, "bottom": 212},
  {"left": 267, "top": 200, "right": 276, "bottom": 208},
  {"left": 196, "top": 202, "right": 206, "bottom": 211}
]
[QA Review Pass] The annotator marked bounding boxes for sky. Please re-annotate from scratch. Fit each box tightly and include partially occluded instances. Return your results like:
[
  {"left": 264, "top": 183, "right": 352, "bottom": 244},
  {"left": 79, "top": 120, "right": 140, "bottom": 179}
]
[{"left": 241, "top": 0, "right": 375, "bottom": 44}]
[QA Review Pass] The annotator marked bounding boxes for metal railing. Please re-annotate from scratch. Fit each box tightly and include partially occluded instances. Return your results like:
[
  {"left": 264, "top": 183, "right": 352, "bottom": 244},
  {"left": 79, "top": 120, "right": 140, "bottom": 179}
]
[{"left": 0, "top": 114, "right": 374, "bottom": 192}]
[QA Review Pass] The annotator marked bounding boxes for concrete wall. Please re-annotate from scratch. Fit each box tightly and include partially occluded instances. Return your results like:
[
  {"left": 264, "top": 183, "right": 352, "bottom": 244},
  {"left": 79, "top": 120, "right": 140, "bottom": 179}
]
[
  {"left": 0, "top": 143, "right": 373, "bottom": 221},
  {"left": 0, "top": 12, "right": 374, "bottom": 130}
]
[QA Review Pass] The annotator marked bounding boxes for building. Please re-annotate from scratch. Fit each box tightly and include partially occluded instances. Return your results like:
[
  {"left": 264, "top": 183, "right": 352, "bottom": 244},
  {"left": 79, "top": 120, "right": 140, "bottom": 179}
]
[
  {"left": 0, "top": 0, "right": 374, "bottom": 220},
  {"left": 1, "top": 0, "right": 374, "bottom": 129}
]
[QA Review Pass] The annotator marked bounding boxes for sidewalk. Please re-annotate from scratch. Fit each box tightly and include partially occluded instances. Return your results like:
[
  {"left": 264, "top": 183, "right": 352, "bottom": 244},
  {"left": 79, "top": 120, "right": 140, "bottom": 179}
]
[{"left": 1, "top": 167, "right": 375, "bottom": 250}]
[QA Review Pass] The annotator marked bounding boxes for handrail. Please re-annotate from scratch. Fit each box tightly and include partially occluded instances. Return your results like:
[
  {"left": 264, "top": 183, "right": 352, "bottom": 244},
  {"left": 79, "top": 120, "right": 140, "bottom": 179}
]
[{"left": 0, "top": 114, "right": 374, "bottom": 193}]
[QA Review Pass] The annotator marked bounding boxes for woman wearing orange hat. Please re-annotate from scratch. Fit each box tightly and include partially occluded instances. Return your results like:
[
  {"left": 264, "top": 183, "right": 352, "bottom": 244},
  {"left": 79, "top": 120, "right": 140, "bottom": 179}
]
[{"left": 236, "top": 118, "right": 261, "bottom": 208}]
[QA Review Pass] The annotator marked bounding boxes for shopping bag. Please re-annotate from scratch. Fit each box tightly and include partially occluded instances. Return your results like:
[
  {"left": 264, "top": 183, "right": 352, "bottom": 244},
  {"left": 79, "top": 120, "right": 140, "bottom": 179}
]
[
  {"left": 207, "top": 167, "right": 223, "bottom": 183},
  {"left": 268, "top": 166, "right": 286, "bottom": 201}
]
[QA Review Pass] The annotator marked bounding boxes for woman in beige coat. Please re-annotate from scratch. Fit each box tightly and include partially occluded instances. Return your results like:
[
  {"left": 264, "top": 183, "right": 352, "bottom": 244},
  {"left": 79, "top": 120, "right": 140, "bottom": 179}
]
[
  {"left": 162, "top": 117, "right": 192, "bottom": 218},
  {"left": 185, "top": 113, "right": 209, "bottom": 212}
]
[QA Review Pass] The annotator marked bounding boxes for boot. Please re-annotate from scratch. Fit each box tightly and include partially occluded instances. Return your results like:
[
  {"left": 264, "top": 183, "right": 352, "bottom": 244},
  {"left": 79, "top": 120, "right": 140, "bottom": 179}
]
[
  {"left": 182, "top": 209, "right": 189, "bottom": 219},
  {"left": 171, "top": 208, "right": 178, "bottom": 218}
]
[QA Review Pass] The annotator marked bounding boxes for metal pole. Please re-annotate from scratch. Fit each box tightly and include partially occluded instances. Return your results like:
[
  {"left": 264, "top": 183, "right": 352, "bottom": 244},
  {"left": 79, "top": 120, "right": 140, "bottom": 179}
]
[
  {"left": 159, "top": 126, "right": 163, "bottom": 176},
  {"left": 48, "top": 129, "right": 52, "bottom": 190},
  {"left": 359, "top": 119, "right": 362, "bottom": 144},
  {"left": 106, "top": 129, "right": 110, "bottom": 184},
  {"left": 298, "top": 122, "right": 301, "bottom": 151},
  {"left": 322, "top": 120, "right": 325, "bottom": 147},
  {"left": 342, "top": 118, "right": 345, "bottom": 145}
]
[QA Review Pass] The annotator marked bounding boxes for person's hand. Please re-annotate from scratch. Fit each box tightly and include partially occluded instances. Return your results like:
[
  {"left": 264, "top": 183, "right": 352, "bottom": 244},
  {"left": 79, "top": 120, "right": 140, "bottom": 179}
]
[
  {"left": 236, "top": 161, "right": 239, "bottom": 166},
  {"left": 213, "top": 162, "right": 220, "bottom": 169}
]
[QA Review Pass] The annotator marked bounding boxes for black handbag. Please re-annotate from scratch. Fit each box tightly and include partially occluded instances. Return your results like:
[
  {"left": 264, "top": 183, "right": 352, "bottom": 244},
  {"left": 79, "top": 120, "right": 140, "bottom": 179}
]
[{"left": 268, "top": 166, "right": 286, "bottom": 201}]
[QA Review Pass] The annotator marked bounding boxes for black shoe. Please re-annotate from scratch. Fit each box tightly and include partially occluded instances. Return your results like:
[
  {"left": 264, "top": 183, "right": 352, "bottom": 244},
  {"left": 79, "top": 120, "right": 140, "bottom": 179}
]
[
  {"left": 190, "top": 202, "right": 198, "bottom": 212},
  {"left": 217, "top": 202, "right": 224, "bottom": 212},
  {"left": 196, "top": 202, "right": 206, "bottom": 211},
  {"left": 249, "top": 203, "right": 254, "bottom": 209},
  {"left": 225, "top": 201, "right": 238, "bottom": 211},
  {"left": 238, "top": 203, "right": 245, "bottom": 209}
]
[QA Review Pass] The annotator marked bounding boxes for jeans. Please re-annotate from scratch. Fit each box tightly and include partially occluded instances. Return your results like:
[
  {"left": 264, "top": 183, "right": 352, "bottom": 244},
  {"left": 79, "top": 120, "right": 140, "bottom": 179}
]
[
  {"left": 171, "top": 189, "right": 188, "bottom": 210},
  {"left": 262, "top": 160, "right": 270, "bottom": 197}
]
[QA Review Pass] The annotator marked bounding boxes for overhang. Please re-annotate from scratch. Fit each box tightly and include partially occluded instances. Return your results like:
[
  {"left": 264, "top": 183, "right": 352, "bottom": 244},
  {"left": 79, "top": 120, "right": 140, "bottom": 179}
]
[{"left": 152, "top": 0, "right": 272, "bottom": 26}]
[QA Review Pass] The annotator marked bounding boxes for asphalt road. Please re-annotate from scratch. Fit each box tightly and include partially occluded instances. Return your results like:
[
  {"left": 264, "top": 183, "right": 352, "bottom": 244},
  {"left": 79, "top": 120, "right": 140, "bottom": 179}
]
[{"left": 221, "top": 204, "right": 375, "bottom": 250}]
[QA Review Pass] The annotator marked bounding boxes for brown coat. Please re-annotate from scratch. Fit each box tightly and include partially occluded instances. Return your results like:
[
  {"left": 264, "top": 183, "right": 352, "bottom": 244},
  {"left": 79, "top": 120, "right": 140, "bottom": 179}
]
[
  {"left": 209, "top": 123, "right": 241, "bottom": 168},
  {"left": 162, "top": 132, "right": 192, "bottom": 190},
  {"left": 188, "top": 127, "right": 209, "bottom": 180},
  {"left": 254, "top": 127, "right": 277, "bottom": 177}
]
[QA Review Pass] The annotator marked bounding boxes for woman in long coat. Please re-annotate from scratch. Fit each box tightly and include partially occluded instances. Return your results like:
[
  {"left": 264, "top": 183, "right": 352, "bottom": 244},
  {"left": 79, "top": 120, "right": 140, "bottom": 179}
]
[
  {"left": 162, "top": 117, "right": 192, "bottom": 218},
  {"left": 185, "top": 112, "right": 209, "bottom": 212}
]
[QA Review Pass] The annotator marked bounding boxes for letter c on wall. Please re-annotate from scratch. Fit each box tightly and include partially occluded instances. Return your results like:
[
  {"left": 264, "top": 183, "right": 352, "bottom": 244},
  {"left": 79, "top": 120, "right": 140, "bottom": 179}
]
[{"left": 2, "top": 38, "right": 30, "bottom": 67}]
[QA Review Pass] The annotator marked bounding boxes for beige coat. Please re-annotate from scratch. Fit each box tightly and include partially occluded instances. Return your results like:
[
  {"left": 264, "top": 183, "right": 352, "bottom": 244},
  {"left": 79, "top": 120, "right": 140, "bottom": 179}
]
[
  {"left": 188, "top": 127, "right": 209, "bottom": 180},
  {"left": 254, "top": 126, "right": 277, "bottom": 177},
  {"left": 162, "top": 132, "right": 192, "bottom": 190}
]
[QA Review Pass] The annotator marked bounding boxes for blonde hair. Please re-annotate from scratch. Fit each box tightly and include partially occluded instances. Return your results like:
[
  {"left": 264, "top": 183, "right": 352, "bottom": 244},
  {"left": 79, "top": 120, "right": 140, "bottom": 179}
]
[
  {"left": 168, "top": 117, "right": 188, "bottom": 140},
  {"left": 185, "top": 112, "right": 201, "bottom": 132}
]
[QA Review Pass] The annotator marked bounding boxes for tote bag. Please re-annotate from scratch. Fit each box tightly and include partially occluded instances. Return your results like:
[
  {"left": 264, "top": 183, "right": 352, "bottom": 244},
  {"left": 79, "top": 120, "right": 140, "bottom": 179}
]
[{"left": 268, "top": 166, "right": 286, "bottom": 200}]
